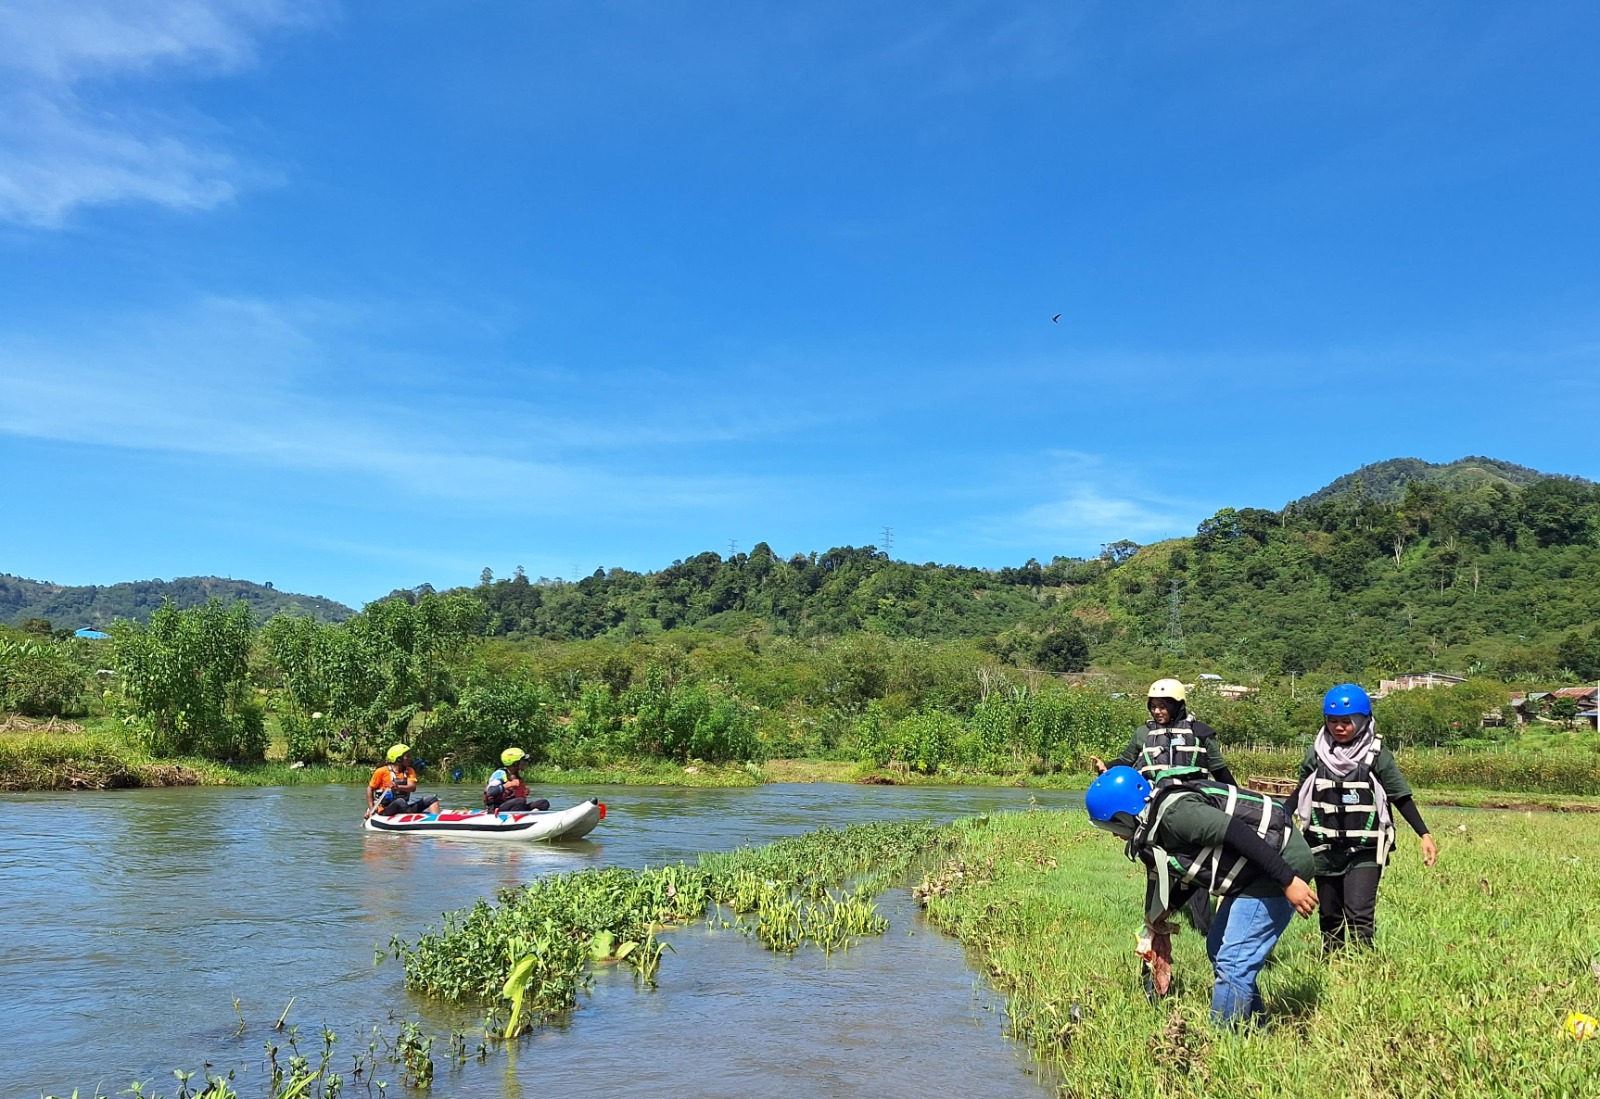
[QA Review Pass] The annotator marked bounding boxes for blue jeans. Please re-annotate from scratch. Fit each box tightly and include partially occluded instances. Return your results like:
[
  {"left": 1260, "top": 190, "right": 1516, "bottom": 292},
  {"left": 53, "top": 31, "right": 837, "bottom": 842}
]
[{"left": 1205, "top": 892, "right": 1294, "bottom": 1025}]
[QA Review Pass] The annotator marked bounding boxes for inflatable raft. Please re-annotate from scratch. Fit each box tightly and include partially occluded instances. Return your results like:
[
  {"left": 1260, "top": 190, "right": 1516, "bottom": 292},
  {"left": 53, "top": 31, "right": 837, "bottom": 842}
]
[{"left": 364, "top": 797, "right": 605, "bottom": 841}]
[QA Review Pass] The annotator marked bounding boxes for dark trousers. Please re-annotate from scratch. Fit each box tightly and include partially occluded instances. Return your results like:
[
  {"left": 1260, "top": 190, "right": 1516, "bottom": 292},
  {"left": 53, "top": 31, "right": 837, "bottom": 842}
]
[
  {"left": 1316, "top": 864, "right": 1381, "bottom": 950},
  {"left": 379, "top": 793, "right": 436, "bottom": 815},
  {"left": 495, "top": 797, "right": 550, "bottom": 812}
]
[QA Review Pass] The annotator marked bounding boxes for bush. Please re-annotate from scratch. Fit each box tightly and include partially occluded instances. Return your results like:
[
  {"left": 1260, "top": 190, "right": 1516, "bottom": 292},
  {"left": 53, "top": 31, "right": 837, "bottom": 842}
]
[
  {"left": 887, "top": 711, "right": 962, "bottom": 773},
  {"left": 113, "top": 600, "right": 264, "bottom": 761},
  {"left": 427, "top": 677, "right": 557, "bottom": 769},
  {"left": 0, "top": 638, "right": 87, "bottom": 717}
]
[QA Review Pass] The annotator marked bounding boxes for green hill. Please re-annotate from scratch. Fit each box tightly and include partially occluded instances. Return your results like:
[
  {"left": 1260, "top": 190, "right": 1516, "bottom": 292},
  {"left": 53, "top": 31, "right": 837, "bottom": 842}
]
[
  {"left": 444, "top": 457, "right": 1600, "bottom": 680},
  {"left": 1293, "top": 456, "right": 1567, "bottom": 507},
  {"left": 0, "top": 574, "right": 355, "bottom": 630}
]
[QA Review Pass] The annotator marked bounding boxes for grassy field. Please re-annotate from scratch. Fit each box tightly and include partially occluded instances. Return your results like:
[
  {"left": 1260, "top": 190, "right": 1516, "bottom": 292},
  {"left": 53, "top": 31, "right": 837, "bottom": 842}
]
[{"left": 916, "top": 806, "right": 1600, "bottom": 1098}]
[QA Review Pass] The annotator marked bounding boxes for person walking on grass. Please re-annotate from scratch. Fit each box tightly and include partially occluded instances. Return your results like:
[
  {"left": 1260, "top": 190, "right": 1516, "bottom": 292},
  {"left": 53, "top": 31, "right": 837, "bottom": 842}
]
[
  {"left": 1086, "top": 765, "right": 1318, "bottom": 1026},
  {"left": 1291, "top": 683, "right": 1439, "bottom": 952},
  {"left": 367, "top": 743, "right": 441, "bottom": 817},
  {"left": 1091, "top": 678, "right": 1239, "bottom": 786}
]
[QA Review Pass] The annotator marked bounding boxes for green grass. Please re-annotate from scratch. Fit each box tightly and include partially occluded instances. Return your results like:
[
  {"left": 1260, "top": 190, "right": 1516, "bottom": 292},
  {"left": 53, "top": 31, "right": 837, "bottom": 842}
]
[
  {"left": 1229, "top": 746, "right": 1600, "bottom": 798},
  {"left": 916, "top": 807, "right": 1600, "bottom": 1098}
]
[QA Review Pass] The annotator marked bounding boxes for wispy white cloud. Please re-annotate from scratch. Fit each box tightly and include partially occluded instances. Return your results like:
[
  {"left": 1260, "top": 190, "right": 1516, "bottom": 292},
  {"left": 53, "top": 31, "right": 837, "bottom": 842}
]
[
  {"left": 0, "top": 0, "right": 320, "bottom": 226},
  {"left": 0, "top": 295, "right": 787, "bottom": 515},
  {"left": 973, "top": 449, "right": 1210, "bottom": 554}
]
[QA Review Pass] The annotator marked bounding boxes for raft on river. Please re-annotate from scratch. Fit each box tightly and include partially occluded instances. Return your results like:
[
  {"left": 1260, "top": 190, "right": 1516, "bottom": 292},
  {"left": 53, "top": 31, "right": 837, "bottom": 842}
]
[{"left": 364, "top": 797, "right": 605, "bottom": 841}]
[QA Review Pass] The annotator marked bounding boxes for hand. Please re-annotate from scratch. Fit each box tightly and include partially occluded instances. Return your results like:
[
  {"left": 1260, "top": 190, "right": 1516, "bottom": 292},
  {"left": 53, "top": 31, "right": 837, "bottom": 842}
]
[
  {"left": 1284, "top": 876, "right": 1318, "bottom": 917},
  {"left": 1089, "top": 756, "right": 1107, "bottom": 775},
  {"left": 1420, "top": 834, "right": 1438, "bottom": 867},
  {"left": 1146, "top": 913, "right": 1181, "bottom": 937}
]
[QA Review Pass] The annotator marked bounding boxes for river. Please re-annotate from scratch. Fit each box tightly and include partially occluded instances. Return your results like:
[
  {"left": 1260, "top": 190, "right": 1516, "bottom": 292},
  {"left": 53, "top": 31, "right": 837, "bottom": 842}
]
[{"left": 0, "top": 782, "right": 1081, "bottom": 1098}]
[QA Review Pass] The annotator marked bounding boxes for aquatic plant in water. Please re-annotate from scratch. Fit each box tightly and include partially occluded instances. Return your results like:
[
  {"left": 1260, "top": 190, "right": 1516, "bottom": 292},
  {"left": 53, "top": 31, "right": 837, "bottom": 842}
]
[{"left": 390, "top": 820, "right": 949, "bottom": 1033}]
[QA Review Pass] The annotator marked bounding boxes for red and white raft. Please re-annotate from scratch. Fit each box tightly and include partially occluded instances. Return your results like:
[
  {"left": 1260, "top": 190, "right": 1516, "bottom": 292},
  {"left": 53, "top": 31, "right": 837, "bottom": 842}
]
[{"left": 364, "top": 797, "right": 605, "bottom": 841}]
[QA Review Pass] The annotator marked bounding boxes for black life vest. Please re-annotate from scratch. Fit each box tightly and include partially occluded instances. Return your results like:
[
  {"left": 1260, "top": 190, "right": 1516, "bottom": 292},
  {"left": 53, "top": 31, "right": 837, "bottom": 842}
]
[
  {"left": 1136, "top": 720, "right": 1210, "bottom": 780},
  {"left": 1304, "top": 740, "right": 1395, "bottom": 866},
  {"left": 1126, "top": 778, "right": 1297, "bottom": 917}
]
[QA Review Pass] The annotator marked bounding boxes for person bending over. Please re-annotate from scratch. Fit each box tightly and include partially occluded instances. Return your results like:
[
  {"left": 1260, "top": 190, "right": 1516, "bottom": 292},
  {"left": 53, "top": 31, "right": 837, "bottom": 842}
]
[{"left": 1087, "top": 765, "right": 1318, "bottom": 1026}]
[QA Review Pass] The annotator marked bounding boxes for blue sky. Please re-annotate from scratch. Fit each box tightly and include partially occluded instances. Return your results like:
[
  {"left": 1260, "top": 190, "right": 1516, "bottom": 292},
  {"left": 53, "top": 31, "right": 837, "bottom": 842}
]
[{"left": 2, "top": 2, "right": 1598, "bottom": 607}]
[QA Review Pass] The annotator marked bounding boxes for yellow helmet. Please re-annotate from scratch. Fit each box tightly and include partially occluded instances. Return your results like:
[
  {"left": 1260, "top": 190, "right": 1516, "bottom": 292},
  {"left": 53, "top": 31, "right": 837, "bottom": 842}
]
[
  {"left": 501, "top": 747, "right": 526, "bottom": 767},
  {"left": 386, "top": 743, "right": 411, "bottom": 763},
  {"left": 1147, "top": 679, "right": 1187, "bottom": 703}
]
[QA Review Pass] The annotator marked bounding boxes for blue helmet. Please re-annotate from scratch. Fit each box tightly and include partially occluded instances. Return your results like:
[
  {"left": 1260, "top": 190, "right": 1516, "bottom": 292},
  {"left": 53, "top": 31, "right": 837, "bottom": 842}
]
[
  {"left": 1085, "top": 766, "right": 1152, "bottom": 823},
  {"left": 1323, "top": 683, "right": 1373, "bottom": 717}
]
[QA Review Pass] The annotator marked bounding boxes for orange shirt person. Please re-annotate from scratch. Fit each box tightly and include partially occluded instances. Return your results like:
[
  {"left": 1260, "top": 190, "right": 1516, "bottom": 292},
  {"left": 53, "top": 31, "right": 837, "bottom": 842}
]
[{"left": 367, "top": 743, "right": 441, "bottom": 817}]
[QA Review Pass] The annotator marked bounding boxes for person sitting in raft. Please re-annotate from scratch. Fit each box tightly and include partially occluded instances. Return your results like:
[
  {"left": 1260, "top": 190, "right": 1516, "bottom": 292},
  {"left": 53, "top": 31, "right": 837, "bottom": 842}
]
[
  {"left": 1086, "top": 765, "right": 1318, "bottom": 1026},
  {"left": 367, "top": 743, "right": 442, "bottom": 817},
  {"left": 1091, "top": 678, "right": 1238, "bottom": 785},
  {"left": 1291, "top": 684, "right": 1438, "bottom": 952},
  {"left": 485, "top": 747, "right": 550, "bottom": 814}
]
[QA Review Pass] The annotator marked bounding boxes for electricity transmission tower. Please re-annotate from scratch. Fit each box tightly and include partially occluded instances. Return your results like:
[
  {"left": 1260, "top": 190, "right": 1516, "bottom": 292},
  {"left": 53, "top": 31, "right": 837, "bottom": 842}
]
[
  {"left": 1167, "top": 579, "right": 1185, "bottom": 654},
  {"left": 727, "top": 539, "right": 739, "bottom": 559},
  {"left": 880, "top": 527, "right": 894, "bottom": 557}
]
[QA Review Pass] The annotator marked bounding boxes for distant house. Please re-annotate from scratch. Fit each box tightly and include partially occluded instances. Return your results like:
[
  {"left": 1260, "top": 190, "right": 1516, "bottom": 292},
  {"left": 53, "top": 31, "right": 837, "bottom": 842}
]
[
  {"left": 1197, "top": 673, "right": 1223, "bottom": 682},
  {"left": 1511, "top": 687, "right": 1599, "bottom": 728},
  {"left": 1218, "top": 684, "right": 1257, "bottom": 701},
  {"left": 72, "top": 628, "right": 111, "bottom": 640},
  {"left": 1376, "top": 672, "right": 1467, "bottom": 696}
]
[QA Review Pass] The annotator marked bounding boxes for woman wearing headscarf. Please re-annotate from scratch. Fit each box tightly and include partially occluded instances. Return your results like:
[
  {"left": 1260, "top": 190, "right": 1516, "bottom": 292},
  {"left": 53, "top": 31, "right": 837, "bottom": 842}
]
[{"left": 1291, "top": 683, "right": 1438, "bottom": 951}]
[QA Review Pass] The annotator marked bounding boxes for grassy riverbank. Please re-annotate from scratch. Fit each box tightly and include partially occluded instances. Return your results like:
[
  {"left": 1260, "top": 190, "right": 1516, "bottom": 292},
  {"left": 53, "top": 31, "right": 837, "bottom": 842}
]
[
  {"left": 917, "top": 806, "right": 1600, "bottom": 1098},
  {"left": 39, "top": 808, "right": 1600, "bottom": 1098},
  {"left": 6, "top": 722, "right": 1600, "bottom": 809}
]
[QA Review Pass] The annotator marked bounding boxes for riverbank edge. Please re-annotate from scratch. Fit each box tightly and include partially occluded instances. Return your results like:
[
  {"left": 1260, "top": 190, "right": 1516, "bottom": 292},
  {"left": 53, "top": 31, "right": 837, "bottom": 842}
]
[{"left": 4, "top": 748, "right": 1598, "bottom": 812}]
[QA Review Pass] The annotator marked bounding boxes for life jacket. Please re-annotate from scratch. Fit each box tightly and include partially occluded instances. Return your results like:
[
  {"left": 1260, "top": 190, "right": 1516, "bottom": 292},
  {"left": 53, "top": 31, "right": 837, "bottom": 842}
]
[
  {"left": 1136, "top": 720, "right": 1210, "bottom": 781},
  {"left": 372, "top": 764, "right": 409, "bottom": 806},
  {"left": 484, "top": 767, "right": 525, "bottom": 809},
  {"left": 1304, "top": 740, "right": 1395, "bottom": 867},
  {"left": 1125, "top": 777, "right": 1297, "bottom": 917},
  {"left": 484, "top": 768, "right": 508, "bottom": 809}
]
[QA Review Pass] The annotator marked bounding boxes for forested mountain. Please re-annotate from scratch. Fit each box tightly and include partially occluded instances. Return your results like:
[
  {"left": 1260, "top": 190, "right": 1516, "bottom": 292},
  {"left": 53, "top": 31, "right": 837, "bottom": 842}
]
[
  {"left": 13, "top": 456, "right": 1600, "bottom": 681},
  {"left": 0, "top": 574, "right": 354, "bottom": 630},
  {"left": 444, "top": 458, "right": 1600, "bottom": 680},
  {"left": 1294, "top": 456, "right": 1567, "bottom": 507}
]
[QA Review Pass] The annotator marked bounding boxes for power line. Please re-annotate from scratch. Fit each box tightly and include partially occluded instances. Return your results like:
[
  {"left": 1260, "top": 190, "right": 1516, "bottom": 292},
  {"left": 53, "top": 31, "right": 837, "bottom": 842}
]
[
  {"left": 727, "top": 539, "right": 739, "bottom": 559},
  {"left": 880, "top": 527, "right": 894, "bottom": 557},
  {"left": 1167, "top": 578, "right": 1185, "bottom": 654}
]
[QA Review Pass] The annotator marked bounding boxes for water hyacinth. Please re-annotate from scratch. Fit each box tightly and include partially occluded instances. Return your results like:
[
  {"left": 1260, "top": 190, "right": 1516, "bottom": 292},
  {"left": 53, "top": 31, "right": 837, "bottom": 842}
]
[{"left": 390, "top": 820, "right": 949, "bottom": 1032}]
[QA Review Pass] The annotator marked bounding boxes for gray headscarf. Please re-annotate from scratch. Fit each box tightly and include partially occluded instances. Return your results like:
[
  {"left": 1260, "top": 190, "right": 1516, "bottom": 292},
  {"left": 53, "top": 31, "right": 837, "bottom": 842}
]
[{"left": 1294, "top": 714, "right": 1391, "bottom": 837}]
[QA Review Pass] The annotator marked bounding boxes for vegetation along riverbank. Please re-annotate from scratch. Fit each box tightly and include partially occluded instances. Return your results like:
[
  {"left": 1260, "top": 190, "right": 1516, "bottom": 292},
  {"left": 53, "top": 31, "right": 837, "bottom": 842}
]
[
  {"left": 45, "top": 806, "right": 1600, "bottom": 1098},
  {"left": 10, "top": 470, "right": 1600, "bottom": 800}
]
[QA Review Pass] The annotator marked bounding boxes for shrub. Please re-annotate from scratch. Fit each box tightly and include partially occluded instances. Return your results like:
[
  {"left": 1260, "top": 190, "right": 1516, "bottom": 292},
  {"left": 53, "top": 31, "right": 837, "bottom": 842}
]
[{"left": 0, "top": 638, "right": 87, "bottom": 717}]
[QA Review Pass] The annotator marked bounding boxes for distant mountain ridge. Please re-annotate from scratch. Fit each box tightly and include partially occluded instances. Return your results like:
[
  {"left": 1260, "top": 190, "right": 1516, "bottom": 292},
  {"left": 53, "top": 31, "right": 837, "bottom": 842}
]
[
  {"left": 0, "top": 574, "right": 355, "bottom": 630},
  {"left": 1293, "top": 456, "right": 1578, "bottom": 508}
]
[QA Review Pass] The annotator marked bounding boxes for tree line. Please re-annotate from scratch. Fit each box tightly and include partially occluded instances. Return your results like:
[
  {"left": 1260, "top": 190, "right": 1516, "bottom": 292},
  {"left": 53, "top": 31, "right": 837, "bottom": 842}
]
[{"left": 0, "top": 592, "right": 1528, "bottom": 776}]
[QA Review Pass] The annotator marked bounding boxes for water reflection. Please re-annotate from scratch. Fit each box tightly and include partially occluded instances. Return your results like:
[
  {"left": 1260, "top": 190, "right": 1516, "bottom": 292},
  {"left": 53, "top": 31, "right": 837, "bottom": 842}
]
[{"left": 1, "top": 783, "right": 1076, "bottom": 1097}]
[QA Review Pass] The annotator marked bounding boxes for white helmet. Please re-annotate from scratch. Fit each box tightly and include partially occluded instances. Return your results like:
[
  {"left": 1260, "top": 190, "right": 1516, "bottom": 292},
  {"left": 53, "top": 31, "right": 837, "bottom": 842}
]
[{"left": 1146, "top": 678, "right": 1187, "bottom": 703}]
